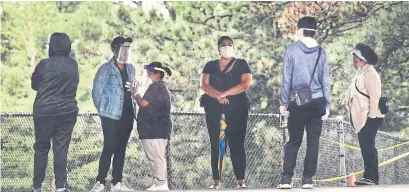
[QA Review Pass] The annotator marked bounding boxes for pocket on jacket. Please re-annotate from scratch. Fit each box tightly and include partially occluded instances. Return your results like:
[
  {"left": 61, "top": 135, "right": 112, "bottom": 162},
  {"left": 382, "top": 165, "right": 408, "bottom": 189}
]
[
  {"left": 109, "top": 75, "right": 121, "bottom": 86},
  {"left": 100, "top": 97, "right": 110, "bottom": 112},
  {"left": 355, "top": 95, "right": 369, "bottom": 110}
]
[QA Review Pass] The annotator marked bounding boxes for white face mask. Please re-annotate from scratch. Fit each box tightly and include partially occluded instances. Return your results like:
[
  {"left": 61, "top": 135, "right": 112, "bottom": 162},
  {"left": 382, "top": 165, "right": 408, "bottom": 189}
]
[
  {"left": 219, "top": 46, "right": 235, "bottom": 58},
  {"left": 116, "top": 42, "right": 132, "bottom": 63},
  {"left": 293, "top": 33, "right": 300, "bottom": 41},
  {"left": 293, "top": 28, "right": 316, "bottom": 42}
]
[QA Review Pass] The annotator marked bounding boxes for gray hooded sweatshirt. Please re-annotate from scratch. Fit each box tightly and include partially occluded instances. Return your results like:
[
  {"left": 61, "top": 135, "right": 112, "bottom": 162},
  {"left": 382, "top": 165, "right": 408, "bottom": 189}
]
[{"left": 281, "top": 38, "right": 331, "bottom": 109}]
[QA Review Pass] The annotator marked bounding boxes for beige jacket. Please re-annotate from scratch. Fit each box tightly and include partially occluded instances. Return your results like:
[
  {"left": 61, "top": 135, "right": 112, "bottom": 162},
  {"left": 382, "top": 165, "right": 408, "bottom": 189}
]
[{"left": 345, "top": 65, "right": 384, "bottom": 133}]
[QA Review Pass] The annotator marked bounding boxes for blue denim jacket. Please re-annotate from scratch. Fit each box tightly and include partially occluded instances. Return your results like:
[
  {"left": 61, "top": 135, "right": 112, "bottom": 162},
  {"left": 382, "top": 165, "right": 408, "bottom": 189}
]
[{"left": 92, "top": 58, "right": 137, "bottom": 120}]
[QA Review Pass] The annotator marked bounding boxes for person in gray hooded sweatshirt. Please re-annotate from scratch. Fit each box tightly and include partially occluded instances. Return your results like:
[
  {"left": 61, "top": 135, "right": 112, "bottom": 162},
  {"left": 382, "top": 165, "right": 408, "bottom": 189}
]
[
  {"left": 31, "top": 32, "right": 79, "bottom": 192},
  {"left": 278, "top": 17, "right": 331, "bottom": 189}
]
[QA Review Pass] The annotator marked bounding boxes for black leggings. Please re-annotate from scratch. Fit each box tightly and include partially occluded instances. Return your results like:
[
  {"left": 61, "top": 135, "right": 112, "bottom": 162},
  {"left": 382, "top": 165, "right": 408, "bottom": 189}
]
[
  {"left": 205, "top": 108, "right": 249, "bottom": 180},
  {"left": 96, "top": 113, "right": 133, "bottom": 185},
  {"left": 33, "top": 112, "right": 78, "bottom": 189},
  {"left": 358, "top": 117, "right": 383, "bottom": 184}
]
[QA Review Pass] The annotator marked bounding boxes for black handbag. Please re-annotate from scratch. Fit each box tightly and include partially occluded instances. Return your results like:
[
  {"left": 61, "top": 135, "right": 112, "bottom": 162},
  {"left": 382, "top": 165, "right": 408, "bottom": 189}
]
[
  {"left": 199, "top": 94, "right": 209, "bottom": 107},
  {"left": 292, "top": 47, "right": 321, "bottom": 107},
  {"left": 355, "top": 82, "right": 389, "bottom": 114}
]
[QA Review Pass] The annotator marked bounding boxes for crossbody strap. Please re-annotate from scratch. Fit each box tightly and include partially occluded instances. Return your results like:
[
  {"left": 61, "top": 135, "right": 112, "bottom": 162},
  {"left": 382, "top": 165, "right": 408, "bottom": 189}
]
[
  {"left": 221, "top": 57, "right": 237, "bottom": 74},
  {"left": 355, "top": 82, "right": 370, "bottom": 99},
  {"left": 309, "top": 47, "right": 322, "bottom": 86},
  {"left": 354, "top": 68, "right": 372, "bottom": 99}
]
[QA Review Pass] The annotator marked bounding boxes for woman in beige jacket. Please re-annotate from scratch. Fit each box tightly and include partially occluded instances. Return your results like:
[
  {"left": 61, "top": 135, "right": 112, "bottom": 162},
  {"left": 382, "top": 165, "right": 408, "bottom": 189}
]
[{"left": 345, "top": 43, "right": 384, "bottom": 186}]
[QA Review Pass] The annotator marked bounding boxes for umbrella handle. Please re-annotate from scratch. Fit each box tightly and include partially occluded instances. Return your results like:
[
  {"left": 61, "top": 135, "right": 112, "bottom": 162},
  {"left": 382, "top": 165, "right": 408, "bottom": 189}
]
[
  {"left": 218, "top": 112, "right": 227, "bottom": 180},
  {"left": 221, "top": 104, "right": 226, "bottom": 113}
]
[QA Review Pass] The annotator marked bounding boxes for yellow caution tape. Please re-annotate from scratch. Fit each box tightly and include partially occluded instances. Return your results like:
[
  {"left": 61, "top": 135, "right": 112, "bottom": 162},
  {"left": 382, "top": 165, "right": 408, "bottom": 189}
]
[
  {"left": 378, "top": 141, "right": 409, "bottom": 152},
  {"left": 315, "top": 151, "right": 409, "bottom": 182},
  {"left": 321, "top": 138, "right": 409, "bottom": 152},
  {"left": 321, "top": 138, "right": 361, "bottom": 151}
]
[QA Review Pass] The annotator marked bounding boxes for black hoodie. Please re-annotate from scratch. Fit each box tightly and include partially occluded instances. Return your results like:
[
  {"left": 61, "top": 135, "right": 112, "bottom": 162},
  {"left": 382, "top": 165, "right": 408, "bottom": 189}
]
[{"left": 31, "top": 33, "right": 79, "bottom": 116}]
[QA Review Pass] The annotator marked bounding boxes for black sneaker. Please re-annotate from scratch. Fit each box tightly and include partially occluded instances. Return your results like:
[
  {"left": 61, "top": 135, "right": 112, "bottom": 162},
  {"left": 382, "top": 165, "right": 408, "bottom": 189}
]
[
  {"left": 278, "top": 175, "right": 292, "bottom": 189},
  {"left": 355, "top": 178, "right": 375, "bottom": 185},
  {"left": 301, "top": 176, "right": 314, "bottom": 189}
]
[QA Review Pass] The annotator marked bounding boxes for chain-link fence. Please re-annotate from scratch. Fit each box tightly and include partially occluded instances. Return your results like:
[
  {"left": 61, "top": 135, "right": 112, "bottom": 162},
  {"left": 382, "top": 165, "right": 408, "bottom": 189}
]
[
  {"left": 1, "top": 112, "right": 408, "bottom": 191},
  {"left": 293, "top": 119, "right": 409, "bottom": 188}
]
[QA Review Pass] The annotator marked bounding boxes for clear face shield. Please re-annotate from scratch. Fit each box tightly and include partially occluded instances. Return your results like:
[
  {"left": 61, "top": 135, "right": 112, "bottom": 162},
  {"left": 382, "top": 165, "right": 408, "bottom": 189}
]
[
  {"left": 116, "top": 42, "right": 132, "bottom": 64},
  {"left": 142, "top": 65, "right": 166, "bottom": 85},
  {"left": 142, "top": 66, "right": 153, "bottom": 86}
]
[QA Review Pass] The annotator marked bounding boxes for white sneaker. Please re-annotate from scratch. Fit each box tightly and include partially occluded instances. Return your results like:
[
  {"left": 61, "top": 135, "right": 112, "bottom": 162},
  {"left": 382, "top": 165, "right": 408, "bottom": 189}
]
[
  {"left": 209, "top": 183, "right": 221, "bottom": 189},
  {"left": 278, "top": 175, "right": 292, "bottom": 189},
  {"left": 147, "top": 183, "right": 169, "bottom": 191},
  {"left": 301, "top": 177, "right": 314, "bottom": 189},
  {"left": 56, "top": 188, "right": 68, "bottom": 192},
  {"left": 302, "top": 184, "right": 314, "bottom": 189},
  {"left": 90, "top": 181, "right": 105, "bottom": 192},
  {"left": 111, "top": 182, "right": 133, "bottom": 192},
  {"left": 236, "top": 183, "right": 247, "bottom": 189},
  {"left": 277, "top": 183, "right": 292, "bottom": 189},
  {"left": 31, "top": 187, "right": 41, "bottom": 192}
]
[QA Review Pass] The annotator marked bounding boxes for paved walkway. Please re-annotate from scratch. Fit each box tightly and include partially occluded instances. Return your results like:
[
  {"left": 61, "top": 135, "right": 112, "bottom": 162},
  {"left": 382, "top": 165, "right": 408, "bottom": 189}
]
[{"left": 154, "top": 185, "right": 409, "bottom": 192}]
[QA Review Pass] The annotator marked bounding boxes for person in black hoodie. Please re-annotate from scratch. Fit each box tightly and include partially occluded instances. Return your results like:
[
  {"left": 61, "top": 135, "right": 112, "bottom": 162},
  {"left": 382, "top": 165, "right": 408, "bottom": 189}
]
[{"left": 31, "top": 32, "right": 79, "bottom": 192}]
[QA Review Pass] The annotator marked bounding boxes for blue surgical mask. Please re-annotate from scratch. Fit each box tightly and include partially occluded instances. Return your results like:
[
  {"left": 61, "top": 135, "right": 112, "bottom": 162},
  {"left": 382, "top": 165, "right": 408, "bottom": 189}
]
[{"left": 356, "top": 67, "right": 362, "bottom": 74}]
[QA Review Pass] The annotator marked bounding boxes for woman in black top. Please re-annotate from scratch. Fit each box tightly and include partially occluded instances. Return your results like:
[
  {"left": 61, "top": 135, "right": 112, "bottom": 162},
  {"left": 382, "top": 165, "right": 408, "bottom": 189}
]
[
  {"left": 200, "top": 36, "right": 252, "bottom": 189},
  {"left": 31, "top": 32, "right": 79, "bottom": 192},
  {"left": 126, "top": 62, "right": 172, "bottom": 191}
]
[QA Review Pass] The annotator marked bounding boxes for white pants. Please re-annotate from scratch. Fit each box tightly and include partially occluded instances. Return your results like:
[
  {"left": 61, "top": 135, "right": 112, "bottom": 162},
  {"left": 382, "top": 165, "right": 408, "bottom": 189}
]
[{"left": 141, "top": 139, "right": 168, "bottom": 186}]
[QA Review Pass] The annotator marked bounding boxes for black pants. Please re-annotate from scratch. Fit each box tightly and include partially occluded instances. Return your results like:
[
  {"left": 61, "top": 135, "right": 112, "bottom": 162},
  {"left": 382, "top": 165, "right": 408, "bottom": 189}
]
[
  {"left": 358, "top": 117, "right": 382, "bottom": 184},
  {"left": 33, "top": 111, "right": 78, "bottom": 189},
  {"left": 283, "top": 99, "right": 325, "bottom": 177},
  {"left": 205, "top": 108, "right": 249, "bottom": 180},
  {"left": 96, "top": 112, "right": 133, "bottom": 185}
]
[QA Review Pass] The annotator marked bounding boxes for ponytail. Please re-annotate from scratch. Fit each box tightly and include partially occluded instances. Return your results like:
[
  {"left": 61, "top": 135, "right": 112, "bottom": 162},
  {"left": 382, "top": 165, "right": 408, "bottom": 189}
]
[{"left": 163, "top": 67, "right": 172, "bottom": 77}]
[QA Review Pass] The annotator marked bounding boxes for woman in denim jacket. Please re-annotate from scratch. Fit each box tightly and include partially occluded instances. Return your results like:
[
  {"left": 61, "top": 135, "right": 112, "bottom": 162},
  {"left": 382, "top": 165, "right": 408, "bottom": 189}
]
[{"left": 90, "top": 36, "right": 136, "bottom": 192}]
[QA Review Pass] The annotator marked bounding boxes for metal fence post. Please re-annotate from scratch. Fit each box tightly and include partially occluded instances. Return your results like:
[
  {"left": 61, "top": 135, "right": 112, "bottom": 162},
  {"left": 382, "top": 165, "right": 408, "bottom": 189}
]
[
  {"left": 280, "top": 115, "right": 288, "bottom": 171},
  {"left": 166, "top": 139, "right": 173, "bottom": 189},
  {"left": 338, "top": 119, "right": 347, "bottom": 186},
  {"left": 279, "top": 114, "right": 289, "bottom": 186},
  {"left": 393, "top": 138, "right": 399, "bottom": 184}
]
